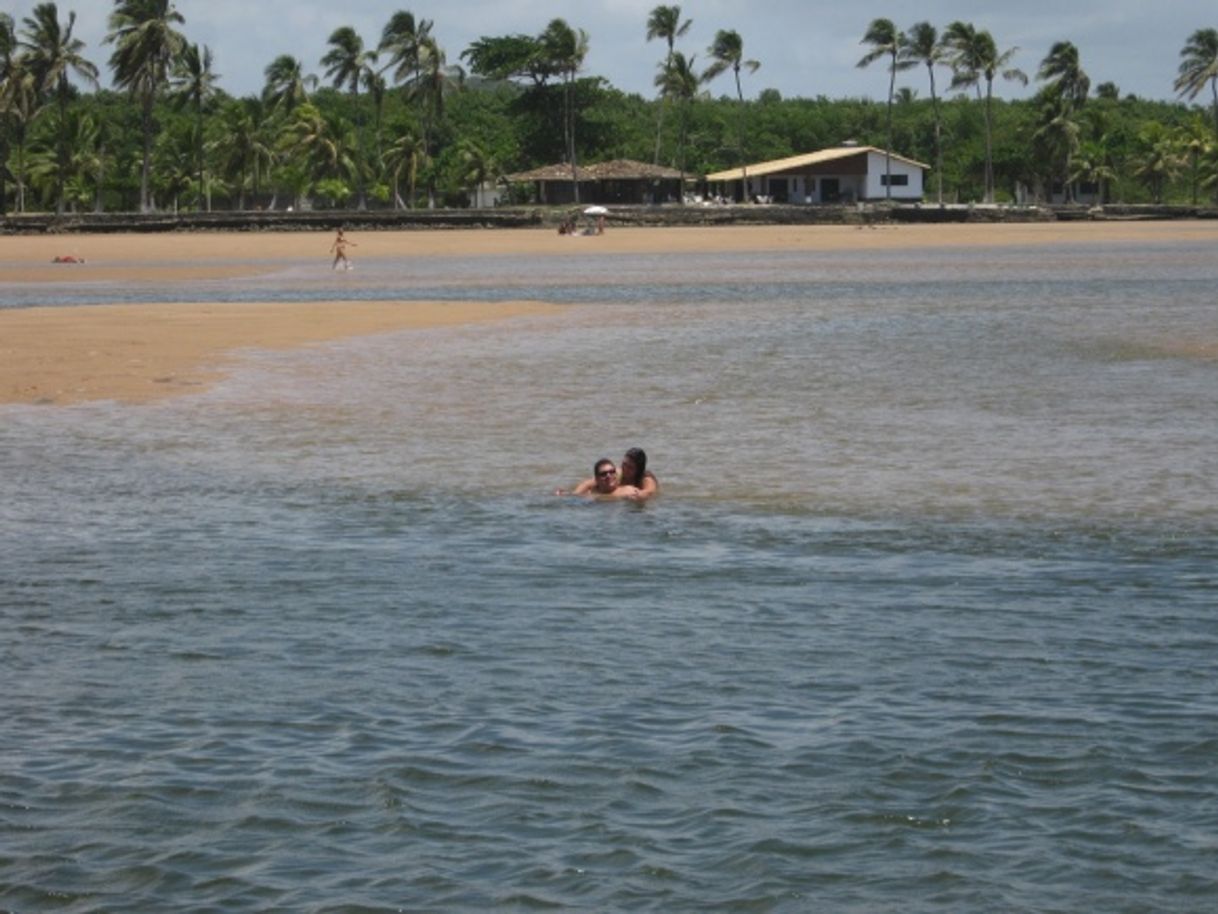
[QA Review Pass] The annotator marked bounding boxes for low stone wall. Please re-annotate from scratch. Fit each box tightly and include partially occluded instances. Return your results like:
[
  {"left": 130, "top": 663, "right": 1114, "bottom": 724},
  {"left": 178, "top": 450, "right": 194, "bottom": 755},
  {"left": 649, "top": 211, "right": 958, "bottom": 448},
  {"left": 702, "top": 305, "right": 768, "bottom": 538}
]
[
  {"left": 2, "top": 202, "right": 1213, "bottom": 235},
  {"left": 1085, "top": 204, "right": 1218, "bottom": 221},
  {"left": 0, "top": 208, "right": 544, "bottom": 235}
]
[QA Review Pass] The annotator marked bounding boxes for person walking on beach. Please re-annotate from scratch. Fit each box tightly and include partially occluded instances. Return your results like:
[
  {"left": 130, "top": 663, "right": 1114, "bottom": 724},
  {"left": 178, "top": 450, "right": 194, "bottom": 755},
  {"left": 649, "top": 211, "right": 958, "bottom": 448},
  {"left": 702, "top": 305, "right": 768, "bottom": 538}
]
[{"left": 331, "top": 228, "right": 355, "bottom": 271}]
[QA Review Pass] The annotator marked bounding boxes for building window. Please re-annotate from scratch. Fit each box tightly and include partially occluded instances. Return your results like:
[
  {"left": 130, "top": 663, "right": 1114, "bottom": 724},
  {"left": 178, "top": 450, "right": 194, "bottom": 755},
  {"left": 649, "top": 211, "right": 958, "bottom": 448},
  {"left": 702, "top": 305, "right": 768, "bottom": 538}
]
[{"left": 880, "top": 173, "right": 909, "bottom": 187}]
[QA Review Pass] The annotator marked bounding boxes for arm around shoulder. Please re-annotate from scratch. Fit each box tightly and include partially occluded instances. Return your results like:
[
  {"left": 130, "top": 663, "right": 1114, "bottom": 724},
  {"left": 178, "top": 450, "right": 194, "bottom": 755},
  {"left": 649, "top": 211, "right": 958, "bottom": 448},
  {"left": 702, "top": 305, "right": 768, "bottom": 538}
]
[{"left": 636, "top": 472, "right": 659, "bottom": 499}]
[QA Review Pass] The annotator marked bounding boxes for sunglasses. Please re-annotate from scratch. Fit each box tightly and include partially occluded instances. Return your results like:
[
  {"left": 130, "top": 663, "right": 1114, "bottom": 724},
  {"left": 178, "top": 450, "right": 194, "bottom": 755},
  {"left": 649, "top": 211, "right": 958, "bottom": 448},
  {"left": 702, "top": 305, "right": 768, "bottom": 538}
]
[{"left": 596, "top": 468, "right": 616, "bottom": 478}]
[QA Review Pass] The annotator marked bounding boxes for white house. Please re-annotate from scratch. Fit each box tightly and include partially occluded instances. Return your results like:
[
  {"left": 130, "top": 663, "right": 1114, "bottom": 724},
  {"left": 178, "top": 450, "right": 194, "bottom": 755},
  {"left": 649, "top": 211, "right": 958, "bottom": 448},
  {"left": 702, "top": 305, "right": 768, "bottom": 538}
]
[{"left": 705, "top": 144, "right": 928, "bottom": 204}]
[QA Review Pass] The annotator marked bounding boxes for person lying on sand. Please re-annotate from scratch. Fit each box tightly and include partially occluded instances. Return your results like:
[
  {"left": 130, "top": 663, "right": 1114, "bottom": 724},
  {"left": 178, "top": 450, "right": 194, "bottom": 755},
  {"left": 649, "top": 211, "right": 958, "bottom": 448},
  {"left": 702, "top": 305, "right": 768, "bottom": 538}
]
[
  {"left": 556, "top": 458, "right": 642, "bottom": 500},
  {"left": 51, "top": 254, "right": 85, "bottom": 264}
]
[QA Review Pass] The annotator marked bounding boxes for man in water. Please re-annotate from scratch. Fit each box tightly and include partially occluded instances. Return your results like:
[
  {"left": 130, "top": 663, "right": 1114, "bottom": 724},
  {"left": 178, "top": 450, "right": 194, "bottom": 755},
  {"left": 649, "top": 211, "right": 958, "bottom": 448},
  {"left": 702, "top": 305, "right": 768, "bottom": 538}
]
[{"left": 557, "top": 459, "right": 642, "bottom": 500}]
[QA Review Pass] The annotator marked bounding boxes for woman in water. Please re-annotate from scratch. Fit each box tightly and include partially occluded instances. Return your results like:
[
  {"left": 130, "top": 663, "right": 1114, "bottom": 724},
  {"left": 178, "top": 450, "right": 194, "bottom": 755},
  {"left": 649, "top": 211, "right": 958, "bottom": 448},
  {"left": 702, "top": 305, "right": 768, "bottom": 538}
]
[{"left": 618, "top": 448, "right": 659, "bottom": 500}]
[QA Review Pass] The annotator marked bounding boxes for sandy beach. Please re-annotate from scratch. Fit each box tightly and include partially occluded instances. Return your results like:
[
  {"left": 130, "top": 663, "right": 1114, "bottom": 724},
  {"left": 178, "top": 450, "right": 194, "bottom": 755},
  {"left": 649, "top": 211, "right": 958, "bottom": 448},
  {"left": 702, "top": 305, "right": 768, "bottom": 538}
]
[{"left": 3, "top": 221, "right": 1215, "bottom": 405}]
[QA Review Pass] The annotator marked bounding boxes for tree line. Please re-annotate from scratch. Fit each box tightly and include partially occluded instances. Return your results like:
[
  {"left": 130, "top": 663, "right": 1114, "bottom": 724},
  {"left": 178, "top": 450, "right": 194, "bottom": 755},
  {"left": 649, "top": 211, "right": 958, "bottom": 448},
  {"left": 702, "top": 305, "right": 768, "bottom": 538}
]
[{"left": 1, "top": 1, "right": 1217, "bottom": 215}]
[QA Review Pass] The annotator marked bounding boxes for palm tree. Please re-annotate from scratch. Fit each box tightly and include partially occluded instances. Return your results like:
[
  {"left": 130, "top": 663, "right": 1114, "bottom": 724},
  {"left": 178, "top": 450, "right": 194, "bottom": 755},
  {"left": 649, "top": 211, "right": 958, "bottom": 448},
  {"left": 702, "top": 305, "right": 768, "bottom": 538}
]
[
  {"left": 27, "top": 105, "right": 99, "bottom": 211},
  {"left": 245, "top": 97, "right": 278, "bottom": 208},
  {"left": 655, "top": 50, "right": 703, "bottom": 191},
  {"left": 857, "top": 18, "right": 912, "bottom": 201},
  {"left": 943, "top": 21, "right": 1027, "bottom": 202},
  {"left": 1200, "top": 140, "right": 1218, "bottom": 201},
  {"left": 0, "top": 11, "right": 15, "bottom": 211},
  {"left": 210, "top": 98, "right": 253, "bottom": 209},
  {"left": 209, "top": 97, "right": 276, "bottom": 210},
  {"left": 456, "top": 138, "right": 497, "bottom": 205},
  {"left": 380, "top": 11, "right": 431, "bottom": 88},
  {"left": 541, "top": 19, "right": 588, "bottom": 203},
  {"left": 646, "top": 5, "right": 691, "bottom": 166},
  {"left": 262, "top": 54, "right": 315, "bottom": 115},
  {"left": 1175, "top": 114, "right": 1214, "bottom": 204},
  {"left": 19, "top": 2, "right": 99, "bottom": 214},
  {"left": 1038, "top": 41, "right": 1089, "bottom": 201},
  {"left": 1133, "top": 122, "right": 1181, "bottom": 203},
  {"left": 1071, "top": 139, "right": 1116, "bottom": 205},
  {"left": 413, "top": 36, "right": 463, "bottom": 208},
  {"left": 281, "top": 101, "right": 356, "bottom": 203},
  {"left": 1033, "top": 91, "right": 1080, "bottom": 201},
  {"left": 901, "top": 21, "right": 945, "bottom": 204},
  {"left": 1, "top": 56, "right": 39, "bottom": 213},
  {"left": 151, "top": 116, "right": 194, "bottom": 210},
  {"left": 363, "top": 66, "right": 387, "bottom": 160},
  {"left": 170, "top": 42, "right": 219, "bottom": 210},
  {"left": 1039, "top": 40, "right": 1089, "bottom": 109},
  {"left": 1174, "top": 28, "right": 1218, "bottom": 142},
  {"left": 382, "top": 122, "right": 424, "bottom": 209},
  {"left": 106, "top": 0, "right": 186, "bottom": 213},
  {"left": 704, "top": 29, "right": 759, "bottom": 202},
  {"left": 321, "top": 25, "right": 377, "bottom": 209},
  {"left": 379, "top": 12, "right": 439, "bottom": 202}
]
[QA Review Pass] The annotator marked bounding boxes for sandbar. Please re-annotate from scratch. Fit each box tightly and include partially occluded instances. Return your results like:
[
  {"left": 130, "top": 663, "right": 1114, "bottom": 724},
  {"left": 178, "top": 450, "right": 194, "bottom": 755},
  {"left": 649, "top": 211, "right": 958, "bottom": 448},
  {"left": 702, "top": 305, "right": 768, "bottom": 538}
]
[
  {"left": 0, "top": 300, "right": 560, "bottom": 406},
  {"left": 2, "top": 221, "right": 1215, "bottom": 406}
]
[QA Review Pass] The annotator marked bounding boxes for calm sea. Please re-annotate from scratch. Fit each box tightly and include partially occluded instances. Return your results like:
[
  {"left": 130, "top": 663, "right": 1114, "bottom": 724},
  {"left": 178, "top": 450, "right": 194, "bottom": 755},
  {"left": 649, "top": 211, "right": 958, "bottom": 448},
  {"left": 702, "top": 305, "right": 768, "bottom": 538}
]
[{"left": 2, "top": 231, "right": 1216, "bottom": 912}]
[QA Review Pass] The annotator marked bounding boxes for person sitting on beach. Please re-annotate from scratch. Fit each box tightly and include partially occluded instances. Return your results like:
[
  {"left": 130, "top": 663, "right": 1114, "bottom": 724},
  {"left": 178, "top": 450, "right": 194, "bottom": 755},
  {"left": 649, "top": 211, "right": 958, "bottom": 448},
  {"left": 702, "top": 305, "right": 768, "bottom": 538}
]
[
  {"left": 331, "top": 228, "right": 355, "bottom": 271},
  {"left": 557, "top": 458, "right": 642, "bottom": 500},
  {"left": 618, "top": 447, "right": 659, "bottom": 500}
]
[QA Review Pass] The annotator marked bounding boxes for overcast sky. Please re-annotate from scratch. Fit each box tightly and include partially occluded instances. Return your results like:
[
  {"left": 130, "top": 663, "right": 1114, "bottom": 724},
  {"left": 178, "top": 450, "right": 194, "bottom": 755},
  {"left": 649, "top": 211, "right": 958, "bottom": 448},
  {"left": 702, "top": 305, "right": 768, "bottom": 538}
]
[{"left": 5, "top": 1, "right": 1212, "bottom": 105}]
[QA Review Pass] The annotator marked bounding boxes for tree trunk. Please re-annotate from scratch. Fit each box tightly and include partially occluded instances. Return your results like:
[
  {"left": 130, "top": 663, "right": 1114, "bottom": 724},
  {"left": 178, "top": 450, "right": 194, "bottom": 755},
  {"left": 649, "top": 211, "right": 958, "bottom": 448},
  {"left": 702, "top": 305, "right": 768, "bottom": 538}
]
[
  {"left": 94, "top": 143, "right": 106, "bottom": 213},
  {"left": 567, "top": 74, "right": 579, "bottom": 205},
  {"left": 1212, "top": 77, "right": 1218, "bottom": 143},
  {"left": 928, "top": 65, "right": 943, "bottom": 205},
  {"left": 197, "top": 106, "right": 206, "bottom": 212},
  {"left": 653, "top": 92, "right": 667, "bottom": 167},
  {"left": 56, "top": 84, "right": 68, "bottom": 215},
  {"left": 884, "top": 57, "right": 895, "bottom": 200},
  {"left": 983, "top": 80, "right": 995, "bottom": 203},
  {"left": 17, "top": 138, "right": 26, "bottom": 213},
  {"left": 654, "top": 49, "right": 672, "bottom": 166},
  {"left": 140, "top": 93, "right": 154, "bottom": 213},
  {"left": 735, "top": 68, "right": 748, "bottom": 203}
]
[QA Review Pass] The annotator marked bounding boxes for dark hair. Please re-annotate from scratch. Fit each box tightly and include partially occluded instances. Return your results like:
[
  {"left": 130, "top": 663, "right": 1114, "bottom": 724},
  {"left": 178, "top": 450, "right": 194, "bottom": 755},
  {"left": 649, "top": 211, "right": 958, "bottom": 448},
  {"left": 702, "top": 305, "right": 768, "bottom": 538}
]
[
  {"left": 594, "top": 458, "right": 615, "bottom": 476},
  {"left": 621, "top": 448, "right": 647, "bottom": 487}
]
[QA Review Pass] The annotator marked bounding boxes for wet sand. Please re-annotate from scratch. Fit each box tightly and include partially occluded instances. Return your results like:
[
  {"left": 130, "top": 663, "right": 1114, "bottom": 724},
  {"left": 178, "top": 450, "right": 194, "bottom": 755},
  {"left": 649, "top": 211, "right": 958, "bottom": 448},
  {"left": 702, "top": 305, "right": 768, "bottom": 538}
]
[{"left": 3, "top": 222, "right": 1215, "bottom": 405}]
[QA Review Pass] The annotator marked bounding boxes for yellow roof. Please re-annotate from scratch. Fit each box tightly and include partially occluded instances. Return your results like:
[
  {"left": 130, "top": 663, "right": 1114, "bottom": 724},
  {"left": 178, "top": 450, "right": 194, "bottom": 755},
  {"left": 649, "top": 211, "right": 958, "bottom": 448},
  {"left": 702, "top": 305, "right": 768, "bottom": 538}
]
[{"left": 705, "top": 146, "right": 929, "bottom": 182}]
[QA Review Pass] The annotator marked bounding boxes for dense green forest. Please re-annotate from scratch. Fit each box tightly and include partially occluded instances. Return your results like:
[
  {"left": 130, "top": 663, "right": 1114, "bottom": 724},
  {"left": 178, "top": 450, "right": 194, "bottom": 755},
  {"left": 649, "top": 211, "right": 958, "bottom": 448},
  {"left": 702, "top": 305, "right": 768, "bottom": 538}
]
[{"left": 2, "top": 2, "right": 1217, "bottom": 214}]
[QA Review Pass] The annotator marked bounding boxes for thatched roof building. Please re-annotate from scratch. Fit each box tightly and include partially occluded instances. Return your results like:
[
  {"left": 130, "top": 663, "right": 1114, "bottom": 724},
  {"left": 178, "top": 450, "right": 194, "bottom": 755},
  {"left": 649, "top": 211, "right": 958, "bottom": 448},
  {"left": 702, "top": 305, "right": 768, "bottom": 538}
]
[{"left": 506, "top": 159, "right": 686, "bottom": 205}]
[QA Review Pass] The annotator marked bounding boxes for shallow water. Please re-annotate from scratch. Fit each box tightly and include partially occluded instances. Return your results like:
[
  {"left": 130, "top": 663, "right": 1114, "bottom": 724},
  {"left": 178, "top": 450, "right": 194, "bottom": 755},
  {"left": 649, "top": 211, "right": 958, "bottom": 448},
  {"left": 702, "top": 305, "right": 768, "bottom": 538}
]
[{"left": 3, "top": 234, "right": 1217, "bottom": 911}]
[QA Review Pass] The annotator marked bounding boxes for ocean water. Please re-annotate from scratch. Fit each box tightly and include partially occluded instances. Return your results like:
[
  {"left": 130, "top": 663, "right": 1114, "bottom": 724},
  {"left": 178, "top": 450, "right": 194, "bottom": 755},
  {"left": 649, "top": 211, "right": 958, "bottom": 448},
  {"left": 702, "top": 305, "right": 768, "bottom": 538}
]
[{"left": 2, "top": 231, "right": 1217, "bottom": 912}]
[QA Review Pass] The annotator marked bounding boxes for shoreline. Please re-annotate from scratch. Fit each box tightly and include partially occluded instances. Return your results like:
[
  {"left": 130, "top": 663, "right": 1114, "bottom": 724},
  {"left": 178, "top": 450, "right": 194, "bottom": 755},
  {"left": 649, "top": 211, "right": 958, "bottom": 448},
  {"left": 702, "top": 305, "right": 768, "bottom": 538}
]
[
  {"left": 3, "top": 202, "right": 1216, "bottom": 236},
  {"left": 4, "top": 221, "right": 1217, "bottom": 282},
  {"left": 3, "top": 221, "right": 1215, "bottom": 407}
]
